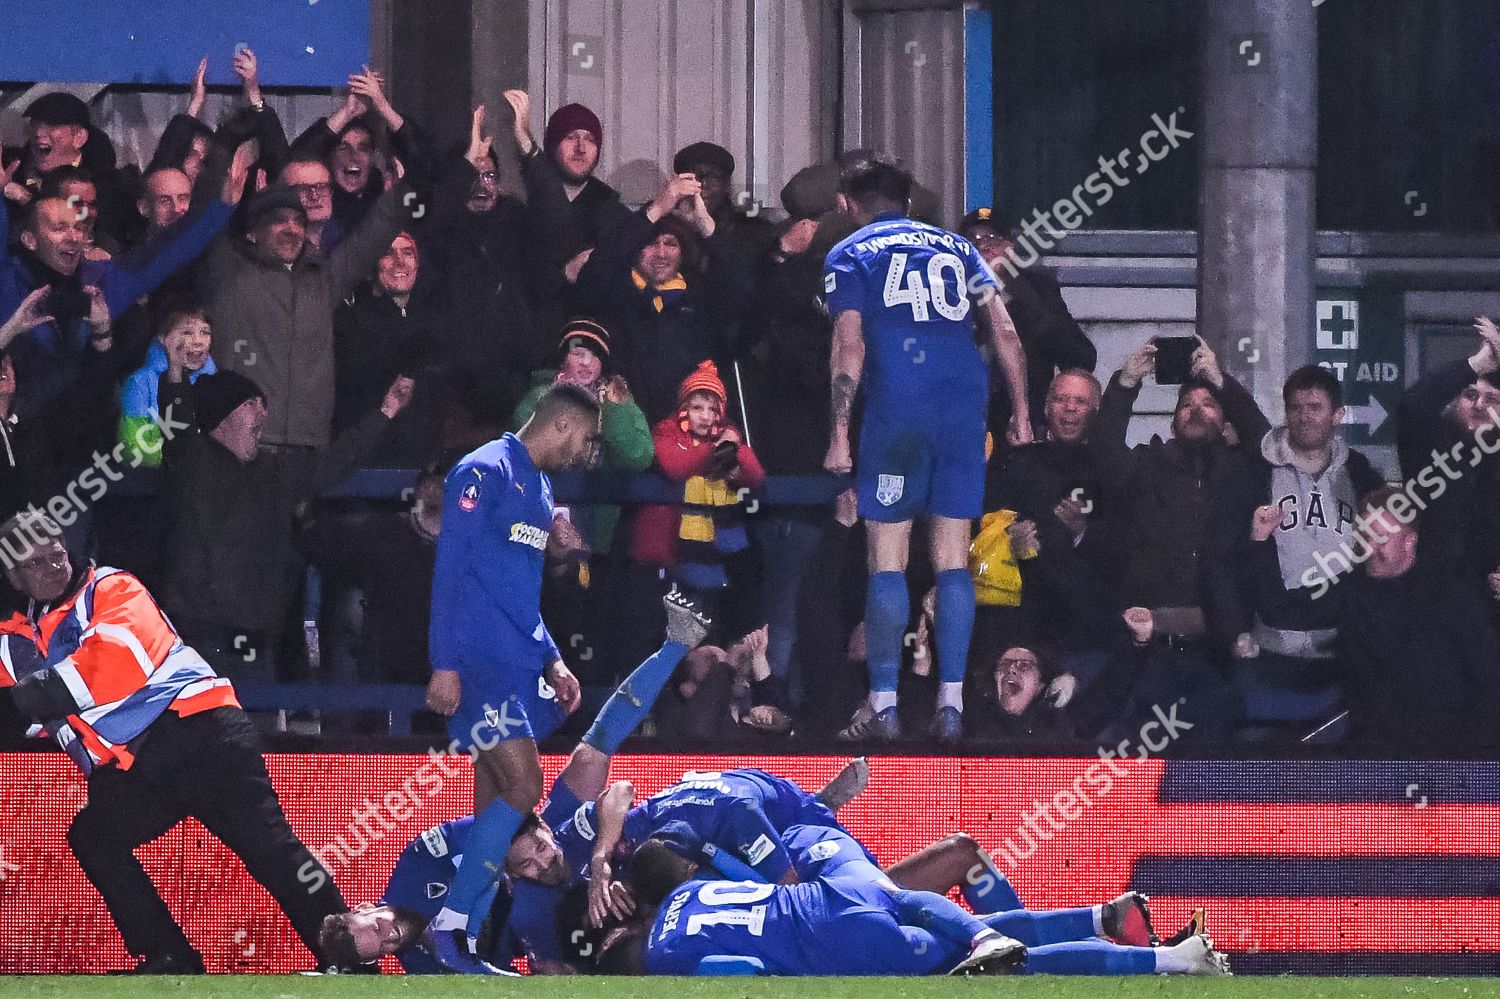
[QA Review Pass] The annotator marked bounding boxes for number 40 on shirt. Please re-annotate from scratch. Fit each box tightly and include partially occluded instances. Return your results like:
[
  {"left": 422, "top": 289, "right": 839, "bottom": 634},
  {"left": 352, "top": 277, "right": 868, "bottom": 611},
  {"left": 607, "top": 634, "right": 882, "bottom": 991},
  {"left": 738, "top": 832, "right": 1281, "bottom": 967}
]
[{"left": 882, "top": 252, "right": 972, "bottom": 322}]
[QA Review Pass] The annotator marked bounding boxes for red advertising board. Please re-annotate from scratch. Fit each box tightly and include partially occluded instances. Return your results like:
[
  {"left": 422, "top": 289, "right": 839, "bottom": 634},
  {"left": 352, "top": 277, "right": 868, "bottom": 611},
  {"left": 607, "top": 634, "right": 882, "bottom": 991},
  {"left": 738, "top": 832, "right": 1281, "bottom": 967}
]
[{"left": 0, "top": 753, "right": 1495, "bottom": 975}]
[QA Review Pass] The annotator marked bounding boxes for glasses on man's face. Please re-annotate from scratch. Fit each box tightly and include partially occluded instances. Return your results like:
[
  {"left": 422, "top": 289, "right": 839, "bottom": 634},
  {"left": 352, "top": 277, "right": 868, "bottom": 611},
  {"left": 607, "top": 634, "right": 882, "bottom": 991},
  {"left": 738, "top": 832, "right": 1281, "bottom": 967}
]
[
  {"left": 293, "top": 182, "right": 331, "bottom": 199},
  {"left": 997, "top": 656, "right": 1038, "bottom": 670},
  {"left": 476, "top": 171, "right": 498, "bottom": 184}
]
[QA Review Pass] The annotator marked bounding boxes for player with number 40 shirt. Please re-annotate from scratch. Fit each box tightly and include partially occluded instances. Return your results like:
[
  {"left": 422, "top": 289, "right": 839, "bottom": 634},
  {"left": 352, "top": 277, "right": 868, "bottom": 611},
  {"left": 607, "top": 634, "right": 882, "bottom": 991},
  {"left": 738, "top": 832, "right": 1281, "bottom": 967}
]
[{"left": 821, "top": 155, "right": 1031, "bottom": 745}]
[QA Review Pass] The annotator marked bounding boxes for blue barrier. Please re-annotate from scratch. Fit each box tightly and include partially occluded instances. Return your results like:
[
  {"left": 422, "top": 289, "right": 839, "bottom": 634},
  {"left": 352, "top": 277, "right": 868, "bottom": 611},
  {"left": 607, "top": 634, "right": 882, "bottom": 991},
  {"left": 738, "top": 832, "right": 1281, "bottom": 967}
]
[
  {"left": 108, "top": 468, "right": 850, "bottom": 504},
  {"left": 133, "top": 469, "right": 849, "bottom": 727},
  {"left": 233, "top": 682, "right": 429, "bottom": 736}
]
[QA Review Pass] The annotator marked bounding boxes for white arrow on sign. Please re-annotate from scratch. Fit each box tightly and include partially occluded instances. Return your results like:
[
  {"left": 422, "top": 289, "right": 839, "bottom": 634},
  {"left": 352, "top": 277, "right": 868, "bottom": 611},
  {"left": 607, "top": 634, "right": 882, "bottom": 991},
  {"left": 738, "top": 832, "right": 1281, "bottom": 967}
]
[{"left": 1341, "top": 396, "right": 1387, "bottom": 434}]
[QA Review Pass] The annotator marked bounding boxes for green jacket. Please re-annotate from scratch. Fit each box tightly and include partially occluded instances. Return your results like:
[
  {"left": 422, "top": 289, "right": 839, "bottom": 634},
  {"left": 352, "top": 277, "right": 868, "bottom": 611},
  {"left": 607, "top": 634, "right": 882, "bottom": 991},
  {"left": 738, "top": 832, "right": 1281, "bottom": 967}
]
[{"left": 511, "top": 370, "right": 653, "bottom": 553}]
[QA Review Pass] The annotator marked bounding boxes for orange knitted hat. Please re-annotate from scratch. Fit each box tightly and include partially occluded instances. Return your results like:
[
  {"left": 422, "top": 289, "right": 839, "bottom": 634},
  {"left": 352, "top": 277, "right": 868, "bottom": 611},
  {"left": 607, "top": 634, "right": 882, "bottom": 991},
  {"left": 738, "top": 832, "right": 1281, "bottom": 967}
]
[{"left": 677, "top": 359, "right": 727, "bottom": 409}]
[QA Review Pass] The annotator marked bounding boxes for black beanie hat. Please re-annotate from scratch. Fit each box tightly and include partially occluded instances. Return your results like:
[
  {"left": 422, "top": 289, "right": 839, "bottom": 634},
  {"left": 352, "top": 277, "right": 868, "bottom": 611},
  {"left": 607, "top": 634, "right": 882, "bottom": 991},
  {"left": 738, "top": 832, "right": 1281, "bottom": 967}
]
[{"left": 194, "top": 371, "right": 265, "bottom": 432}]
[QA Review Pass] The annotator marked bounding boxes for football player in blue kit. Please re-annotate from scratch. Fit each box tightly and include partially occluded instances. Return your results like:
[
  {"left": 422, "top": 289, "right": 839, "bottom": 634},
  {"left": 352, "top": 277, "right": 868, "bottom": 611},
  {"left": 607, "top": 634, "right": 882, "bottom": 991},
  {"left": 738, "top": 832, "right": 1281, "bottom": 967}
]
[
  {"left": 821, "top": 155, "right": 1033, "bottom": 744},
  {"left": 420, "top": 383, "right": 647, "bottom": 969},
  {"left": 773, "top": 824, "right": 1164, "bottom": 950},
  {"left": 551, "top": 766, "right": 863, "bottom": 927},
  {"left": 318, "top": 590, "right": 716, "bottom": 973},
  {"left": 601, "top": 848, "right": 1230, "bottom": 978}
]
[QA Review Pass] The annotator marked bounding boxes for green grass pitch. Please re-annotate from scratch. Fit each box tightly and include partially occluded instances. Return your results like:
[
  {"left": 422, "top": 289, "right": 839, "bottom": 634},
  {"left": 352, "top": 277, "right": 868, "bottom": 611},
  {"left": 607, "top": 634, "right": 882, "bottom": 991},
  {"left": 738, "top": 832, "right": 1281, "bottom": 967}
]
[{"left": 1, "top": 977, "right": 1497, "bottom": 999}]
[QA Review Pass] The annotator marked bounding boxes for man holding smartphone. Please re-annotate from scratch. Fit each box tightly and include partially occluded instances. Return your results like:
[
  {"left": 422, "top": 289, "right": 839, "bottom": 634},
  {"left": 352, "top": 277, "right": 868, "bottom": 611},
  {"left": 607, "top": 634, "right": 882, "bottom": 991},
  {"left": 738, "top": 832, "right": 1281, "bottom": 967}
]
[
  {"left": 822, "top": 155, "right": 1030, "bottom": 744},
  {"left": 1093, "top": 336, "right": 1269, "bottom": 727}
]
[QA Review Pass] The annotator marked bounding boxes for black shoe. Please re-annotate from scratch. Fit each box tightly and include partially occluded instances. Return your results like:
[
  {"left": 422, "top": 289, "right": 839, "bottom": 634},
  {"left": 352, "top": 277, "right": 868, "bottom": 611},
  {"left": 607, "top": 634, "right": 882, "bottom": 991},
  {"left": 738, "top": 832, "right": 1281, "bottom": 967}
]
[
  {"left": 108, "top": 951, "right": 206, "bottom": 975},
  {"left": 1162, "top": 907, "right": 1207, "bottom": 947}
]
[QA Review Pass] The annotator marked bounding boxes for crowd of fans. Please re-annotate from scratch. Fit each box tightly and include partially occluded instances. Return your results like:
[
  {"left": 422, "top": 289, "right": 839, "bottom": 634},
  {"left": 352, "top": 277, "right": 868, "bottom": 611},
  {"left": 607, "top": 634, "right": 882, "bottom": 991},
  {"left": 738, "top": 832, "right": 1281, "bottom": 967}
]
[{"left": 0, "top": 51, "right": 1496, "bottom": 758}]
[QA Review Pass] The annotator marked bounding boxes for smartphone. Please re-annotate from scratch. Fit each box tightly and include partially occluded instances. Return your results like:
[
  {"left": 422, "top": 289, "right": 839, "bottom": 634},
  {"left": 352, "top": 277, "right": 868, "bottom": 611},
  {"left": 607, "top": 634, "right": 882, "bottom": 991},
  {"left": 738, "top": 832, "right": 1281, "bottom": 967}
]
[{"left": 1152, "top": 336, "right": 1198, "bottom": 385}]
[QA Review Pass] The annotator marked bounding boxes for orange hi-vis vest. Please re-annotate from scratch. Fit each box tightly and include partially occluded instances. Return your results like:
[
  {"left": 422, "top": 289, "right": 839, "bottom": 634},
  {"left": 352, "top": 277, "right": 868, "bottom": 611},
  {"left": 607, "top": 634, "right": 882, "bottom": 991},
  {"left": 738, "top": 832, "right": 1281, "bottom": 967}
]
[{"left": 0, "top": 566, "right": 237, "bottom": 774}]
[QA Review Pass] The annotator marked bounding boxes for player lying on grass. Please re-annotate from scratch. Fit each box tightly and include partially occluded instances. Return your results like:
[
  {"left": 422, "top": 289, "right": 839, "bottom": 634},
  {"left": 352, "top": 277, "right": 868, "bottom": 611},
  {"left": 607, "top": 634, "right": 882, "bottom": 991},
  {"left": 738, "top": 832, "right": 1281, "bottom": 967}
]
[
  {"left": 566, "top": 763, "right": 1161, "bottom": 945},
  {"left": 320, "top": 593, "right": 871, "bottom": 973},
  {"left": 551, "top": 791, "right": 1188, "bottom": 972},
  {"left": 554, "top": 765, "right": 872, "bottom": 927},
  {"left": 599, "top": 846, "right": 1230, "bottom": 977},
  {"left": 776, "top": 823, "right": 1164, "bottom": 948},
  {"left": 319, "top": 586, "right": 715, "bottom": 973}
]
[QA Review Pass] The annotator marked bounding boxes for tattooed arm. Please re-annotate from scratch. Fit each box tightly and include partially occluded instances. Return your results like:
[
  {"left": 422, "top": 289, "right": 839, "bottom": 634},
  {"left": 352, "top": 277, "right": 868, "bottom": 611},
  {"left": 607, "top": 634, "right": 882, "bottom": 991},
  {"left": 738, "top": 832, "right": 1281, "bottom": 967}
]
[{"left": 823, "top": 309, "right": 865, "bottom": 474}]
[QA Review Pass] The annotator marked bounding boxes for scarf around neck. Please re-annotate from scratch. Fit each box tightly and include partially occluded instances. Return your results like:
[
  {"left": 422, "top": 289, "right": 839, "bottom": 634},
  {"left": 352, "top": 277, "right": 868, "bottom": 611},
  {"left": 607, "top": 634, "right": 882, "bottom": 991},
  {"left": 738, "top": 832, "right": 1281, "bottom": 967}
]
[{"left": 631, "top": 268, "right": 688, "bottom": 313}]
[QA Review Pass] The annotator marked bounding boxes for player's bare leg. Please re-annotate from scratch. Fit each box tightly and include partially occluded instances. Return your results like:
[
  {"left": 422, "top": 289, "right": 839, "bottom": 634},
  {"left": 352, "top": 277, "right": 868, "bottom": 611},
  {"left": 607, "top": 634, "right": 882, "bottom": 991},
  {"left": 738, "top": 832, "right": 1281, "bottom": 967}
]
[
  {"left": 927, "top": 515, "right": 976, "bottom": 745},
  {"left": 884, "top": 833, "right": 1023, "bottom": 913},
  {"left": 553, "top": 742, "right": 612, "bottom": 808},
  {"left": 886, "top": 833, "right": 990, "bottom": 893},
  {"left": 886, "top": 833, "right": 1153, "bottom": 940},
  {"left": 838, "top": 519, "right": 912, "bottom": 742},
  {"left": 474, "top": 736, "right": 545, "bottom": 816}
]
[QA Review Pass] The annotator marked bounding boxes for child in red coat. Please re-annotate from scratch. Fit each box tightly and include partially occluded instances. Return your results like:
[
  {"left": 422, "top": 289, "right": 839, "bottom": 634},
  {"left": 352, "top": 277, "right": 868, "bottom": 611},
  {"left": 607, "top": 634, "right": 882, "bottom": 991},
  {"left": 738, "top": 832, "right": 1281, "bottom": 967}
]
[{"left": 630, "top": 360, "right": 765, "bottom": 608}]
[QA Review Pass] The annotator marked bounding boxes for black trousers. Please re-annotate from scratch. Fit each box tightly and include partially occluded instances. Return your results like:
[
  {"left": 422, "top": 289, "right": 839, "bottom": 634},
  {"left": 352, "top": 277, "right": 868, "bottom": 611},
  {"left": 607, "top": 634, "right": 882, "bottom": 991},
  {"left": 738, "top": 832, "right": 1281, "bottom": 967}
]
[{"left": 66, "top": 706, "right": 346, "bottom": 966}]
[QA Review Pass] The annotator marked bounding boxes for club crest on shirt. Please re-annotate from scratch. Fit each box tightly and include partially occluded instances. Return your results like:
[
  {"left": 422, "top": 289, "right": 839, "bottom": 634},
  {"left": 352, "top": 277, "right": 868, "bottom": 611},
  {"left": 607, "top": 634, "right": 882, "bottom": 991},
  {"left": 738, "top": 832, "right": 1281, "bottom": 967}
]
[
  {"left": 806, "top": 840, "right": 840, "bottom": 862},
  {"left": 875, "top": 474, "right": 904, "bottom": 506},
  {"left": 425, "top": 881, "right": 448, "bottom": 899},
  {"left": 458, "top": 482, "right": 480, "bottom": 512}
]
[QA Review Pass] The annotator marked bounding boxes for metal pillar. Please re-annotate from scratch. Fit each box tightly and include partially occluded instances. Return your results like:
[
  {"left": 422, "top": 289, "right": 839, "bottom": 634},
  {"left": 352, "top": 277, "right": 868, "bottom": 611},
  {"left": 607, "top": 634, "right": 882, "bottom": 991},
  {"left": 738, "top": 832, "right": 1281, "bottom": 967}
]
[{"left": 1198, "top": 0, "right": 1318, "bottom": 416}]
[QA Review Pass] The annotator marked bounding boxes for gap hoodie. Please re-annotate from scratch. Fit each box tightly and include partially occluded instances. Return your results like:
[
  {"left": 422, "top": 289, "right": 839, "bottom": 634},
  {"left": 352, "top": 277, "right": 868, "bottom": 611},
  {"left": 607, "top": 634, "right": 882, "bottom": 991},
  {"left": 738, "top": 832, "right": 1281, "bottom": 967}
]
[{"left": 1205, "top": 426, "right": 1385, "bottom": 650}]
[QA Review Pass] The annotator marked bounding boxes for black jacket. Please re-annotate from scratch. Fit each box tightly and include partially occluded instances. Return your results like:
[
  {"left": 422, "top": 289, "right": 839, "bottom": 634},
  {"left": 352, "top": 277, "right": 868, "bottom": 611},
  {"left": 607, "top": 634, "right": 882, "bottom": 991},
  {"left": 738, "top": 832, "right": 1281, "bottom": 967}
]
[
  {"left": 150, "top": 106, "right": 290, "bottom": 194},
  {"left": 1396, "top": 359, "right": 1500, "bottom": 588},
  {"left": 426, "top": 153, "right": 536, "bottom": 418},
  {"left": 739, "top": 240, "right": 832, "bottom": 478},
  {"left": 332, "top": 273, "right": 451, "bottom": 466},
  {"left": 576, "top": 208, "right": 751, "bottom": 424},
  {"left": 1094, "top": 372, "right": 1270, "bottom": 610},
  {"left": 0, "top": 410, "right": 48, "bottom": 520},
  {"left": 1335, "top": 557, "right": 1500, "bottom": 756},
  {"left": 159, "top": 375, "right": 390, "bottom": 632},
  {"left": 989, "top": 438, "right": 1121, "bottom": 649},
  {"left": 298, "top": 510, "right": 437, "bottom": 685},
  {"left": 518, "top": 148, "right": 631, "bottom": 370}
]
